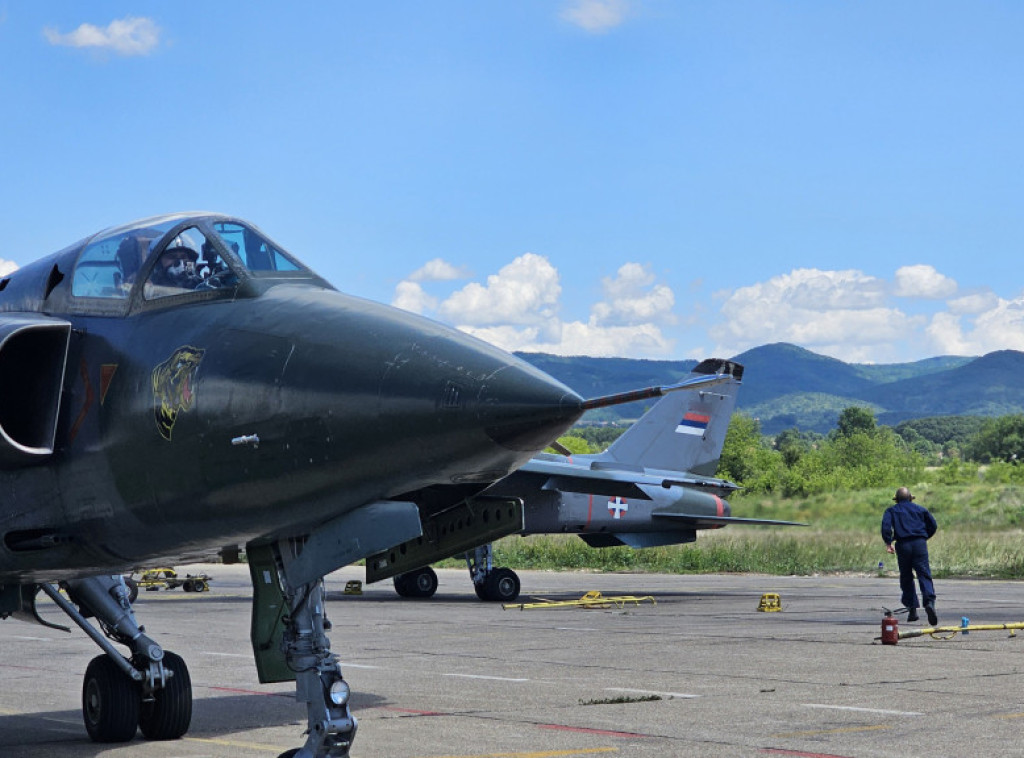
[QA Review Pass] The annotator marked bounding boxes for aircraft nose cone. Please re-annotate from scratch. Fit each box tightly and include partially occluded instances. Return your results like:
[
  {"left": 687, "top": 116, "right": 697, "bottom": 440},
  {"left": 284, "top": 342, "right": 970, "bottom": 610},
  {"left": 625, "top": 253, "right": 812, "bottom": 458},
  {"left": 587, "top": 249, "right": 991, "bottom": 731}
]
[{"left": 478, "top": 363, "right": 584, "bottom": 452}]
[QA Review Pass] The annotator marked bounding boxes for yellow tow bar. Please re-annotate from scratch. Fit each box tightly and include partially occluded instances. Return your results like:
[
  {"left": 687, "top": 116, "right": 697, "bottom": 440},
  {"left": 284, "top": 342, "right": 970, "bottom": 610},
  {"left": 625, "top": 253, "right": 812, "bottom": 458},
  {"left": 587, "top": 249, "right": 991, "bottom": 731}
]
[
  {"left": 899, "top": 621, "right": 1024, "bottom": 641},
  {"left": 503, "top": 590, "right": 656, "bottom": 611}
]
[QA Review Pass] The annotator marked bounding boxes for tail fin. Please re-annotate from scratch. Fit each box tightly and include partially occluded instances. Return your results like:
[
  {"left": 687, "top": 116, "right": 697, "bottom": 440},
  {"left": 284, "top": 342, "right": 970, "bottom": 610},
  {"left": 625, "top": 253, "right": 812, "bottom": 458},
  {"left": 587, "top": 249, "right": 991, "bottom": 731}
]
[{"left": 600, "top": 358, "right": 742, "bottom": 476}]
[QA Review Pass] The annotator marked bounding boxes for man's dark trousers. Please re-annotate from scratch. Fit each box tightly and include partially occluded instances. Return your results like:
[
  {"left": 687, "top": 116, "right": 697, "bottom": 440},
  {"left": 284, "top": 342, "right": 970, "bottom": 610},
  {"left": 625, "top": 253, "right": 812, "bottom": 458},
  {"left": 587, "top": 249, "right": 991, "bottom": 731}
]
[{"left": 895, "top": 537, "right": 935, "bottom": 609}]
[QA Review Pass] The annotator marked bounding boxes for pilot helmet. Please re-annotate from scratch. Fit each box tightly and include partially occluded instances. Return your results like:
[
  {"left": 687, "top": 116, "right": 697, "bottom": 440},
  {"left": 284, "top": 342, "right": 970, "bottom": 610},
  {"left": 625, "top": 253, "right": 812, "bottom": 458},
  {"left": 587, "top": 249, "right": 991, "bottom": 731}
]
[{"left": 158, "top": 235, "right": 200, "bottom": 285}]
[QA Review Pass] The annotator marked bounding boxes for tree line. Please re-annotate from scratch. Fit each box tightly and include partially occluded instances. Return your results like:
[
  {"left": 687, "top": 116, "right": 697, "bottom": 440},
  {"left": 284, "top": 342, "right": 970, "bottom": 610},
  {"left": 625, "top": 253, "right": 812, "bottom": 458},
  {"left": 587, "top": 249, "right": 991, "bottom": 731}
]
[{"left": 565, "top": 409, "right": 1024, "bottom": 497}]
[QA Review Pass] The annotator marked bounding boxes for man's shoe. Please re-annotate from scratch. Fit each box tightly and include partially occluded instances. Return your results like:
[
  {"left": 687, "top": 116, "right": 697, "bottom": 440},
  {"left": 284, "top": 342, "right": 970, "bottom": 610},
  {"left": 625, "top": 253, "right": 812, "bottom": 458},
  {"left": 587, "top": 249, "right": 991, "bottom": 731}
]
[
  {"left": 906, "top": 609, "right": 919, "bottom": 622},
  {"left": 925, "top": 603, "right": 937, "bottom": 626}
]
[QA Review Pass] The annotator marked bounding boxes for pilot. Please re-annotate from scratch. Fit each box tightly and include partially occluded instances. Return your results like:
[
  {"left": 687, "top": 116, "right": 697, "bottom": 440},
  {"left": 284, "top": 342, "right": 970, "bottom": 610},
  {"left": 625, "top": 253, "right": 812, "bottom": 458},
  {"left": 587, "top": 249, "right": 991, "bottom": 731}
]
[{"left": 149, "top": 239, "right": 202, "bottom": 291}]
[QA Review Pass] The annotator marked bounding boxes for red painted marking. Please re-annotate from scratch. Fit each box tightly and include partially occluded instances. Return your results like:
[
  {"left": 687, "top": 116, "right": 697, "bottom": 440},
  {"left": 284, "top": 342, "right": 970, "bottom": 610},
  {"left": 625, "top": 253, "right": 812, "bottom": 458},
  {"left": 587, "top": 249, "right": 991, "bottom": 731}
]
[
  {"left": 538, "top": 724, "right": 649, "bottom": 738},
  {"left": 586, "top": 494, "right": 594, "bottom": 528},
  {"left": 761, "top": 750, "right": 855, "bottom": 758},
  {"left": 714, "top": 494, "right": 724, "bottom": 517},
  {"left": 683, "top": 411, "right": 711, "bottom": 423},
  {"left": 69, "top": 359, "right": 95, "bottom": 443},
  {"left": 99, "top": 364, "right": 118, "bottom": 404}
]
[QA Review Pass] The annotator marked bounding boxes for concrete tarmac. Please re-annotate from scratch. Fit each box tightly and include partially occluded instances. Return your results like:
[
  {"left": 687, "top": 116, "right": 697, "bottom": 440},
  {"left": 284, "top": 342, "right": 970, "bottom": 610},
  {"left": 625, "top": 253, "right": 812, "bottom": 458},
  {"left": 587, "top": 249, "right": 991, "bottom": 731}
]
[{"left": 3, "top": 564, "right": 1024, "bottom": 757}]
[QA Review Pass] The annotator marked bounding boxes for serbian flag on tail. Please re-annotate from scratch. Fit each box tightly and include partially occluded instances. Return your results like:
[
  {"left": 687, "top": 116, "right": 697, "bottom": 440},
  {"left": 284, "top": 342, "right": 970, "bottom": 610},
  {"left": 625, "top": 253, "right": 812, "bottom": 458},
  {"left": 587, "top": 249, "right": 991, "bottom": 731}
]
[{"left": 676, "top": 411, "right": 710, "bottom": 436}]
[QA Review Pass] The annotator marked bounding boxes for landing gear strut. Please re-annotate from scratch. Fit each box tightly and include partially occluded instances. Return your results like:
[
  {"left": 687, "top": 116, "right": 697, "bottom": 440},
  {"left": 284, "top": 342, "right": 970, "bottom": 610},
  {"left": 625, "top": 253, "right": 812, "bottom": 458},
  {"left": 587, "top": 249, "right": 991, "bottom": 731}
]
[
  {"left": 466, "top": 544, "right": 521, "bottom": 602},
  {"left": 270, "top": 539, "right": 358, "bottom": 758},
  {"left": 40, "top": 574, "right": 191, "bottom": 743}
]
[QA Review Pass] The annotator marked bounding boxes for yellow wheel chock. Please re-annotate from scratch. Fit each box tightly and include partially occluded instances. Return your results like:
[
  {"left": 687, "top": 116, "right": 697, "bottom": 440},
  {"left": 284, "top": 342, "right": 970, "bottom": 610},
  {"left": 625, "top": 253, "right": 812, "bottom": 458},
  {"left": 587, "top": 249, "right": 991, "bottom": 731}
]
[
  {"left": 503, "top": 590, "right": 656, "bottom": 611},
  {"left": 757, "top": 593, "right": 782, "bottom": 612},
  {"left": 343, "top": 580, "right": 363, "bottom": 595}
]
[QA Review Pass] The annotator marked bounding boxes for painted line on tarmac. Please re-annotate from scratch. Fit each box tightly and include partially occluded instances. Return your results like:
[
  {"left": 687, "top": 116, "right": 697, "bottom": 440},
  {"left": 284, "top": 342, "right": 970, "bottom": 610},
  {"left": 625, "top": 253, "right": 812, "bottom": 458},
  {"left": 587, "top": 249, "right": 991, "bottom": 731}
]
[
  {"left": 773, "top": 725, "right": 891, "bottom": 738},
  {"left": 604, "top": 686, "right": 698, "bottom": 699},
  {"left": 801, "top": 703, "right": 923, "bottom": 716},
  {"left": 761, "top": 748, "right": 859, "bottom": 757},
  {"left": 204, "top": 688, "right": 292, "bottom": 700},
  {"left": 186, "top": 736, "right": 285, "bottom": 752},
  {"left": 538, "top": 724, "right": 650, "bottom": 738},
  {"left": 203, "top": 651, "right": 251, "bottom": 658},
  {"left": 424, "top": 749, "right": 617, "bottom": 758},
  {"left": 443, "top": 673, "right": 530, "bottom": 682}
]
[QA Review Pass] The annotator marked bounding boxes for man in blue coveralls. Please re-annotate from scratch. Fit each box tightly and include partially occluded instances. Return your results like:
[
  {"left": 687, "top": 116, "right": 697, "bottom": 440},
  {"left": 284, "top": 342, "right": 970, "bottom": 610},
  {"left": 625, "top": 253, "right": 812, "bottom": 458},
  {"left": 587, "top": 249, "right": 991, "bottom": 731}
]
[{"left": 882, "top": 487, "right": 938, "bottom": 625}]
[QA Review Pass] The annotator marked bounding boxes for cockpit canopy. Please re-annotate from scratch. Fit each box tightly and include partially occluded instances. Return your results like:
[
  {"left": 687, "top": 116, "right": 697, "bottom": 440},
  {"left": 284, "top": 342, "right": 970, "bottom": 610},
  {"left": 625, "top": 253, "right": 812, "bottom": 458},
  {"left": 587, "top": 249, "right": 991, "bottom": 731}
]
[{"left": 70, "top": 213, "right": 306, "bottom": 302}]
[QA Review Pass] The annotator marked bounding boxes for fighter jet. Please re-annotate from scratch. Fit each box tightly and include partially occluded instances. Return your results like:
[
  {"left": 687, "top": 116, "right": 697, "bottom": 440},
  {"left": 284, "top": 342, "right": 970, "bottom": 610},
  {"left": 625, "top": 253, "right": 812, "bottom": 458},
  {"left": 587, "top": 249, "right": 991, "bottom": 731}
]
[
  {"left": 370, "top": 358, "right": 805, "bottom": 601},
  {"left": 0, "top": 211, "right": 654, "bottom": 758}
]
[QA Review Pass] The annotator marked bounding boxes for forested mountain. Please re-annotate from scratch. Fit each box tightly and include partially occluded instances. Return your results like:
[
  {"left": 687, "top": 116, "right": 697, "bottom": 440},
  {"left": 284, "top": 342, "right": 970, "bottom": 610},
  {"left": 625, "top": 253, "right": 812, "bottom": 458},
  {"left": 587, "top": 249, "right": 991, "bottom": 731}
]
[{"left": 516, "top": 343, "right": 1007, "bottom": 435}]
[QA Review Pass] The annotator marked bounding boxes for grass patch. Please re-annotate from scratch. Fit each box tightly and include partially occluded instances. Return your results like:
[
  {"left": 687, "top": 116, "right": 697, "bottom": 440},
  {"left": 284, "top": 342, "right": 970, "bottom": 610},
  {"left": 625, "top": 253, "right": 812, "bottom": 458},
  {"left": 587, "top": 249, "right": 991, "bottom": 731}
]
[{"left": 441, "top": 483, "right": 1024, "bottom": 579}]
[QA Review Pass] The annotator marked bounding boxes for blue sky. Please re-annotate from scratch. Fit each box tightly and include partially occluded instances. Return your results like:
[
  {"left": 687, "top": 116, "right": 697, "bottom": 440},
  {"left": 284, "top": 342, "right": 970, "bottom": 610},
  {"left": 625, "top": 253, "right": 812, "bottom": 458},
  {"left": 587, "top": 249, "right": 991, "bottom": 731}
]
[{"left": 2, "top": 2, "right": 1023, "bottom": 364}]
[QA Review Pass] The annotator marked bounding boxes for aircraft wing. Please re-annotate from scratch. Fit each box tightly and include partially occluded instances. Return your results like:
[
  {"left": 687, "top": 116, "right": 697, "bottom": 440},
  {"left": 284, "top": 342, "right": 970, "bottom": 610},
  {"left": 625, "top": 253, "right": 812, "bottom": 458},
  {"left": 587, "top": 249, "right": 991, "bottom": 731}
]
[{"left": 652, "top": 512, "right": 808, "bottom": 527}]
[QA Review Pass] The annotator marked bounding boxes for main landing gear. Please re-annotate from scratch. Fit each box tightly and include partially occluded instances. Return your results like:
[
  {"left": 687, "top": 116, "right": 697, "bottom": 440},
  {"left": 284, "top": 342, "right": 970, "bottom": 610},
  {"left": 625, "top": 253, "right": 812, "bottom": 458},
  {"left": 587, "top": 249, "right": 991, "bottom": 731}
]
[
  {"left": 468, "top": 543, "right": 520, "bottom": 602},
  {"left": 39, "top": 574, "right": 191, "bottom": 743},
  {"left": 390, "top": 544, "right": 521, "bottom": 602}
]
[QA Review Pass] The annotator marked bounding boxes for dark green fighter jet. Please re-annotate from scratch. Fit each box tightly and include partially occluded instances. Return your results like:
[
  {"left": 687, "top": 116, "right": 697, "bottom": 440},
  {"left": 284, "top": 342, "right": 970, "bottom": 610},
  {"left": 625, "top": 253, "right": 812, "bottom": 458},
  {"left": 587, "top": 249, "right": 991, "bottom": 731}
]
[{"left": 0, "top": 212, "right": 612, "bottom": 758}]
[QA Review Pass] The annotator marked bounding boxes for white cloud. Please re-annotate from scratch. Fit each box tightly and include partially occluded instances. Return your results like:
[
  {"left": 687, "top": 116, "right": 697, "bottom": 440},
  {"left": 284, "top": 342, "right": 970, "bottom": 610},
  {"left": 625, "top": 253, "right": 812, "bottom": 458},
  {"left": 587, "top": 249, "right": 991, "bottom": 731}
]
[
  {"left": 560, "top": 0, "right": 630, "bottom": 33},
  {"left": 391, "top": 281, "right": 437, "bottom": 315},
  {"left": 439, "top": 253, "right": 561, "bottom": 327},
  {"left": 0, "top": 260, "right": 18, "bottom": 277},
  {"left": 44, "top": 16, "right": 160, "bottom": 56},
  {"left": 947, "top": 289, "right": 999, "bottom": 315},
  {"left": 711, "top": 268, "right": 919, "bottom": 358},
  {"left": 591, "top": 262, "right": 676, "bottom": 326},
  {"left": 408, "top": 258, "right": 470, "bottom": 282},
  {"left": 391, "top": 253, "right": 676, "bottom": 358},
  {"left": 926, "top": 292, "right": 1024, "bottom": 356},
  {"left": 894, "top": 264, "right": 958, "bottom": 299},
  {"left": 459, "top": 321, "right": 672, "bottom": 358}
]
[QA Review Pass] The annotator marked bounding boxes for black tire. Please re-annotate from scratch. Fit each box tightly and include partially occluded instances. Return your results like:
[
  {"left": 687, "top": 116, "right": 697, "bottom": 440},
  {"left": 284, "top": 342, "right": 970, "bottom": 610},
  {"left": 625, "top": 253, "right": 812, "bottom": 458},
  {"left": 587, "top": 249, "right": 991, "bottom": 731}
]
[
  {"left": 487, "top": 568, "right": 520, "bottom": 602},
  {"left": 182, "top": 580, "right": 195, "bottom": 593},
  {"left": 195, "top": 580, "right": 208, "bottom": 592},
  {"left": 138, "top": 651, "right": 192, "bottom": 740},
  {"left": 395, "top": 568, "right": 438, "bottom": 598},
  {"left": 393, "top": 573, "right": 413, "bottom": 597},
  {"left": 278, "top": 750, "right": 301, "bottom": 758},
  {"left": 410, "top": 567, "right": 438, "bottom": 598},
  {"left": 473, "top": 580, "right": 491, "bottom": 601},
  {"left": 82, "top": 654, "right": 140, "bottom": 743}
]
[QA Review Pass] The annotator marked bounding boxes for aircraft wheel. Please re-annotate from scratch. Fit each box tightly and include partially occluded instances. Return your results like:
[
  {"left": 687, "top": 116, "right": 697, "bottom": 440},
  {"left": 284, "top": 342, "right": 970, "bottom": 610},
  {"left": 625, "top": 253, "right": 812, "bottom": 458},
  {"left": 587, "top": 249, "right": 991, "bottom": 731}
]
[
  {"left": 473, "top": 580, "right": 491, "bottom": 601},
  {"left": 409, "top": 567, "right": 438, "bottom": 598},
  {"left": 138, "top": 651, "right": 193, "bottom": 740},
  {"left": 393, "top": 573, "right": 413, "bottom": 597},
  {"left": 82, "top": 654, "right": 140, "bottom": 743},
  {"left": 182, "top": 580, "right": 195, "bottom": 592},
  {"left": 488, "top": 568, "right": 521, "bottom": 602}
]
